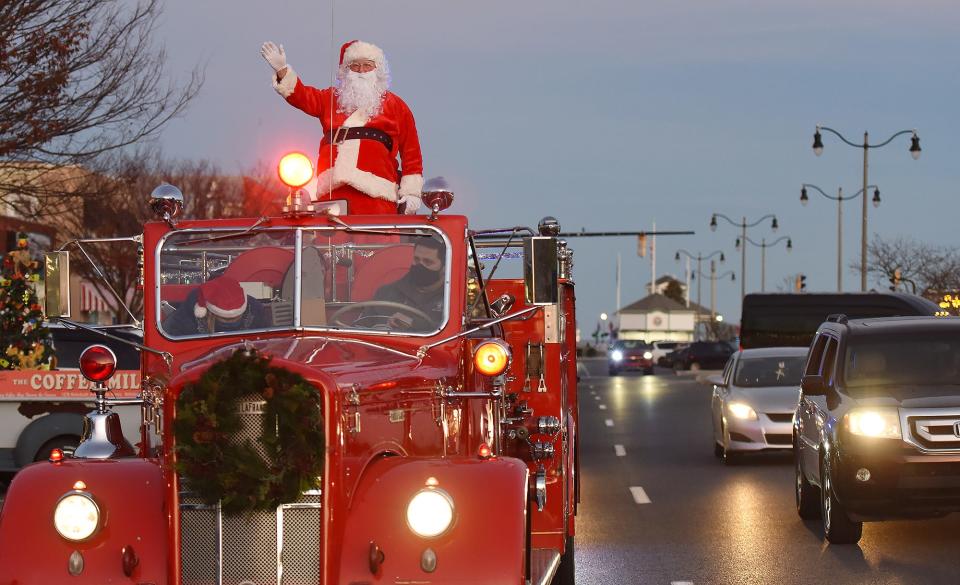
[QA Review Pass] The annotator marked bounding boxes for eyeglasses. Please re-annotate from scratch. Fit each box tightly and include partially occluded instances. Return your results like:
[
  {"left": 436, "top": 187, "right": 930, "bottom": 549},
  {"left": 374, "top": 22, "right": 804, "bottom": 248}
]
[{"left": 348, "top": 61, "right": 376, "bottom": 73}]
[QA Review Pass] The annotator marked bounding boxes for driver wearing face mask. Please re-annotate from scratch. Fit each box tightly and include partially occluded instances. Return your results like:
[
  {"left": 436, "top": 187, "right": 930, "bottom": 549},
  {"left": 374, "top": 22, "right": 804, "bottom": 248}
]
[{"left": 371, "top": 238, "right": 446, "bottom": 331}]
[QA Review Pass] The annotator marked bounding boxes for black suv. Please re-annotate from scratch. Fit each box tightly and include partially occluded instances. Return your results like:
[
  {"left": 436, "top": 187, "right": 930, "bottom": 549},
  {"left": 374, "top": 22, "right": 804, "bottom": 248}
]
[
  {"left": 794, "top": 316, "right": 960, "bottom": 544},
  {"left": 671, "top": 341, "right": 733, "bottom": 372}
]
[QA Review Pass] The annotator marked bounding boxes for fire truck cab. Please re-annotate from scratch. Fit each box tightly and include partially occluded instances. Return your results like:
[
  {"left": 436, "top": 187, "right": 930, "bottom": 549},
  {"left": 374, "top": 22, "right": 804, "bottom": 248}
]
[{"left": 0, "top": 159, "right": 580, "bottom": 585}]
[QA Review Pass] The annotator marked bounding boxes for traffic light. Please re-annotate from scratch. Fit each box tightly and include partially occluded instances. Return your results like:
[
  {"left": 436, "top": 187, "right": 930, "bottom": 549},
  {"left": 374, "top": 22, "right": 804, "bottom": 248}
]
[
  {"left": 637, "top": 234, "right": 647, "bottom": 258},
  {"left": 795, "top": 274, "right": 807, "bottom": 292}
]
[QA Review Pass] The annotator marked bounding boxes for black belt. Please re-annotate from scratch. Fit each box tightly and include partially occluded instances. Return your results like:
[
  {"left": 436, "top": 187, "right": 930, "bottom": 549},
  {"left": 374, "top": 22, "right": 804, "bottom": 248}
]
[{"left": 323, "top": 127, "right": 393, "bottom": 152}]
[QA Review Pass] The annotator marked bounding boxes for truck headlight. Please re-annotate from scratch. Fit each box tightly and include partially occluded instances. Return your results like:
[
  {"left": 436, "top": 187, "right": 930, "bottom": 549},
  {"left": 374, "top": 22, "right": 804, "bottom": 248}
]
[
  {"left": 847, "top": 409, "right": 901, "bottom": 439},
  {"left": 54, "top": 492, "right": 100, "bottom": 541},
  {"left": 611, "top": 350, "right": 623, "bottom": 362},
  {"left": 643, "top": 351, "right": 653, "bottom": 360},
  {"left": 727, "top": 401, "right": 758, "bottom": 421},
  {"left": 406, "top": 488, "right": 454, "bottom": 538}
]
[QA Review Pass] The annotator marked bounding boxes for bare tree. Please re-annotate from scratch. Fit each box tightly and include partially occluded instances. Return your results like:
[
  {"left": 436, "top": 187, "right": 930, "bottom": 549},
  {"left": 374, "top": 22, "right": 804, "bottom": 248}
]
[
  {"left": 0, "top": 0, "right": 203, "bottom": 214},
  {"left": 66, "top": 150, "right": 254, "bottom": 323},
  {"left": 857, "top": 234, "right": 960, "bottom": 298}
]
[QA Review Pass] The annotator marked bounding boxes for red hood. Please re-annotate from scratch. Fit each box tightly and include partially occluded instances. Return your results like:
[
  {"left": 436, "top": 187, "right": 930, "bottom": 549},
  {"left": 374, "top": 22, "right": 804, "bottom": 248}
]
[{"left": 172, "top": 335, "right": 457, "bottom": 390}]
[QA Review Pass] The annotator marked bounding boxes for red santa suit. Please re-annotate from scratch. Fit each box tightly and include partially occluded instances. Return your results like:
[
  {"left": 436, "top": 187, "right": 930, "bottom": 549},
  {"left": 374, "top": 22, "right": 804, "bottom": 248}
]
[{"left": 272, "top": 41, "right": 423, "bottom": 215}]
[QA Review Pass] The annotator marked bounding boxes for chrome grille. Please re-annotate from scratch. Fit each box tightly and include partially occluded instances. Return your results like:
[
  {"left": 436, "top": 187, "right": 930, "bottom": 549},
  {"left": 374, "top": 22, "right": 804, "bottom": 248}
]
[
  {"left": 179, "top": 394, "right": 323, "bottom": 584},
  {"left": 910, "top": 416, "right": 960, "bottom": 450},
  {"left": 179, "top": 490, "right": 322, "bottom": 585},
  {"left": 903, "top": 408, "right": 960, "bottom": 452}
]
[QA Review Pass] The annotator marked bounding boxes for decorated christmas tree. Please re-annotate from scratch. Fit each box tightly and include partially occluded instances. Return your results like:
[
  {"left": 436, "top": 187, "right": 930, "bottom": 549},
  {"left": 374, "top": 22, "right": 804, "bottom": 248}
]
[{"left": 0, "top": 233, "right": 53, "bottom": 370}]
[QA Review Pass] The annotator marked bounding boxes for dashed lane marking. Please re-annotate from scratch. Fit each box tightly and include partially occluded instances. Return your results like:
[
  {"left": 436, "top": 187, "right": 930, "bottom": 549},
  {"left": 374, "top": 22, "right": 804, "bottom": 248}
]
[
  {"left": 629, "top": 486, "right": 651, "bottom": 504},
  {"left": 614, "top": 444, "right": 626, "bottom": 456},
  {"left": 604, "top": 419, "right": 614, "bottom": 427},
  {"left": 598, "top": 404, "right": 607, "bottom": 410},
  {"left": 594, "top": 396, "right": 601, "bottom": 401},
  {"left": 671, "top": 582, "right": 694, "bottom": 585}
]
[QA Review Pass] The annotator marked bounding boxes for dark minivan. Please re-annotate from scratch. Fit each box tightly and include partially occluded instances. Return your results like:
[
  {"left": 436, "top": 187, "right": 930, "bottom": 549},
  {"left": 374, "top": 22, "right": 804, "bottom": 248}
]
[
  {"left": 795, "top": 316, "right": 960, "bottom": 544},
  {"left": 740, "top": 292, "right": 939, "bottom": 349}
]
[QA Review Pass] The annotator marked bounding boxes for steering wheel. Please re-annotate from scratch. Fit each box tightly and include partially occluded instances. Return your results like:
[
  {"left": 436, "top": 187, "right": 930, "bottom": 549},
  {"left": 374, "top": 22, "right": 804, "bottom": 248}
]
[{"left": 328, "top": 300, "right": 434, "bottom": 329}]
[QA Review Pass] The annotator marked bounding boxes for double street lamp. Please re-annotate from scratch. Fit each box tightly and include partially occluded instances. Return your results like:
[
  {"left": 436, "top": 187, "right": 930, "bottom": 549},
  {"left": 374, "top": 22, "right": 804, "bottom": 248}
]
[
  {"left": 735, "top": 235, "right": 792, "bottom": 293},
  {"left": 812, "top": 124, "right": 921, "bottom": 291},
  {"left": 800, "top": 183, "right": 879, "bottom": 292},
  {"left": 710, "top": 213, "right": 779, "bottom": 301},
  {"left": 691, "top": 262, "right": 736, "bottom": 336},
  {"left": 675, "top": 249, "right": 725, "bottom": 337}
]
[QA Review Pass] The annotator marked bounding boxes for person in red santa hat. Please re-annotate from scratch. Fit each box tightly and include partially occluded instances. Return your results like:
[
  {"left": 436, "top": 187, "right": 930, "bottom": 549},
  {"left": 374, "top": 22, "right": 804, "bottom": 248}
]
[
  {"left": 260, "top": 39, "right": 424, "bottom": 215},
  {"left": 165, "top": 276, "right": 271, "bottom": 336}
]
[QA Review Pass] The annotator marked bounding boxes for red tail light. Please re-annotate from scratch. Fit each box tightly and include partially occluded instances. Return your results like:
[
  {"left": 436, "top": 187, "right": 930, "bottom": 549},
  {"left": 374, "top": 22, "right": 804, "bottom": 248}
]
[
  {"left": 79, "top": 345, "right": 117, "bottom": 383},
  {"left": 49, "top": 448, "right": 64, "bottom": 463}
]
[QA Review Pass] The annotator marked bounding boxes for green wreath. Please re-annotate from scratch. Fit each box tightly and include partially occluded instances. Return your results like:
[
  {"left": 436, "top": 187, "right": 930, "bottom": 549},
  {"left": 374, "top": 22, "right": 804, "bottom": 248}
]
[{"left": 174, "top": 349, "right": 325, "bottom": 514}]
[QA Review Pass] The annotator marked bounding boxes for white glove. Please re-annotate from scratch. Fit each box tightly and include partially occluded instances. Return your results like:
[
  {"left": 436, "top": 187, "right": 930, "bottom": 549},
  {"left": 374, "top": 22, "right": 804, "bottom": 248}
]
[
  {"left": 399, "top": 194, "right": 422, "bottom": 214},
  {"left": 260, "top": 41, "right": 287, "bottom": 72}
]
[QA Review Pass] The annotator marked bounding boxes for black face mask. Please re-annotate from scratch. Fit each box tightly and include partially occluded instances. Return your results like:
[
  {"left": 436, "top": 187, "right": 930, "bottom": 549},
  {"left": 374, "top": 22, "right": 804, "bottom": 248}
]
[{"left": 409, "top": 264, "right": 442, "bottom": 287}]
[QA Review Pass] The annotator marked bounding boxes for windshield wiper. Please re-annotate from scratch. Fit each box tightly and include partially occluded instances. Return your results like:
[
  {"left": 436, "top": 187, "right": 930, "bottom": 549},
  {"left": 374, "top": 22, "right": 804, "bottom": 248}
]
[
  {"left": 327, "top": 215, "right": 436, "bottom": 237},
  {"left": 180, "top": 216, "right": 272, "bottom": 245},
  {"left": 416, "top": 306, "right": 541, "bottom": 359}
]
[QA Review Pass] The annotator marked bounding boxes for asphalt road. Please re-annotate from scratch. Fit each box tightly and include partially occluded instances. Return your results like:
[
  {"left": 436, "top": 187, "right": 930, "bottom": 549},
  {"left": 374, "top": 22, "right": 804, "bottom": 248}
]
[
  {"left": 574, "top": 358, "right": 960, "bottom": 585},
  {"left": 6, "top": 361, "right": 960, "bottom": 583}
]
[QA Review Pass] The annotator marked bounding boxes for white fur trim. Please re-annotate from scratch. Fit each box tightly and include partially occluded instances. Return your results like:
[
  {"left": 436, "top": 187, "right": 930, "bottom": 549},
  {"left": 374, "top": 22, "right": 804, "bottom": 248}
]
[
  {"left": 398, "top": 174, "right": 424, "bottom": 198},
  {"left": 315, "top": 107, "right": 400, "bottom": 202},
  {"left": 343, "top": 41, "right": 385, "bottom": 67},
  {"left": 194, "top": 305, "right": 207, "bottom": 318},
  {"left": 273, "top": 65, "right": 298, "bottom": 98},
  {"left": 205, "top": 297, "right": 247, "bottom": 319}
]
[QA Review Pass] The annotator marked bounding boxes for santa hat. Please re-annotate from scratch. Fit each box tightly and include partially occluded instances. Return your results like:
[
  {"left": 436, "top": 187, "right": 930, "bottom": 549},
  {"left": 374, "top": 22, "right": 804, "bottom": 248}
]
[
  {"left": 339, "top": 40, "right": 386, "bottom": 69},
  {"left": 194, "top": 277, "right": 248, "bottom": 319}
]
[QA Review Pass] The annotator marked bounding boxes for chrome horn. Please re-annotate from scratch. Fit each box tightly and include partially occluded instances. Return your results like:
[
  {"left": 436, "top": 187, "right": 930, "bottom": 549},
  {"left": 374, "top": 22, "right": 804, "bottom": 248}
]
[
  {"left": 149, "top": 183, "right": 184, "bottom": 228},
  {"left": 421, "top": 176, "right": 455, "bottom": 221}
]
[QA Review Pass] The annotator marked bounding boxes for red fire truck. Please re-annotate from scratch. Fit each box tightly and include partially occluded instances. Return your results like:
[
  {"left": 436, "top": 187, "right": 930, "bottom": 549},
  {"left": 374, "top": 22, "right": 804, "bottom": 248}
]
[{"left": 0, "top": 154, "right": 580, "bottom": 585}]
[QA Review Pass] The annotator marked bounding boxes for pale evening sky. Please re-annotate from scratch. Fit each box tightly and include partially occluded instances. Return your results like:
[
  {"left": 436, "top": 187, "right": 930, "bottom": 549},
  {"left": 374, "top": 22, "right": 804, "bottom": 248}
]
[{"left": 153, "top": 0, "right": 960, "bottom": 333}]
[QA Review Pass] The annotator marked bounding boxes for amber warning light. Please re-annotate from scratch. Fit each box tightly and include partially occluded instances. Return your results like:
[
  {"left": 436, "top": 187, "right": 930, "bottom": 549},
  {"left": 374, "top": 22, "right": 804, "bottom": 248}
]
[
  {"left": 278, "top": 152, "right": 314, "bottom": 188},
  {"left": 474, "top": 340, "right": 511, "bottom": 377},
  {"left": 78, "top": 345, "right": 117, "bottom": 383}
]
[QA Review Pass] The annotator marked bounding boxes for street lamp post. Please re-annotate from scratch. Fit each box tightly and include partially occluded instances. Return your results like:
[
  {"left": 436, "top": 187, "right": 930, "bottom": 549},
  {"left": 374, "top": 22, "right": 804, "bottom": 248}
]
[
  {"left": 735, "top": 235, "right": 792, "bottom": 292},
  {"left": 710, "top": 213, "right": 778, "bottom": 301},
  {"left": 812, "top": 125, "right": 921, "bottom": 291},
  {"left": 692, "top": 263, "right": 736, "bottom": 335},
  {"left": 800, "top": 183, "right": 879, "bottom": 292},
  {"left": 675, "top": 249, "right": 725, "bottom": 339}
]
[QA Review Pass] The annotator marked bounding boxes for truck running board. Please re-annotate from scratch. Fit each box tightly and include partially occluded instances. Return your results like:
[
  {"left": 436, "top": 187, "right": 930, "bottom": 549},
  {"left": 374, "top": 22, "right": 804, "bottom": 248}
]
[{"left": 529, "top": 548, "right": 561, "bottom": 585}]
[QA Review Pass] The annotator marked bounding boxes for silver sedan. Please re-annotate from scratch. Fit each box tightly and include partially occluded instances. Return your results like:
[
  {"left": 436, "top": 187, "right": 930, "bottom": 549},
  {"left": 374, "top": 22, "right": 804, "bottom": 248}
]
[{"left": 709, "top": 347, "right": 808, "bottom": 465}]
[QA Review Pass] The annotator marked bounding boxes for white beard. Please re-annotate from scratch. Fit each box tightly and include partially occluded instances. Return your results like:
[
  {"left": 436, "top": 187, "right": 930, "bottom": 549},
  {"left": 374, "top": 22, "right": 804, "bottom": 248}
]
[{"left": 336, "top": 69, "right": 388, "bottom": 117}]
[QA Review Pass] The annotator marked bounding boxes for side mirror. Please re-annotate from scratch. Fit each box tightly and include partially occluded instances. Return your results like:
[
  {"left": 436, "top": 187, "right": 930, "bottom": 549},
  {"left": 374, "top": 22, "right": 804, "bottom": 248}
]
[
  {"left": 44, "top": 252, "right": 71, "bottom": 319},
  {"left": 706, "top": 374, "right": 727, "bottom": 388},
  {"left": 801, "top": 374, "right": 828, "bottom": 396},
  {"left": 523, "top": 237, "right": 559, "bottom": 305}
]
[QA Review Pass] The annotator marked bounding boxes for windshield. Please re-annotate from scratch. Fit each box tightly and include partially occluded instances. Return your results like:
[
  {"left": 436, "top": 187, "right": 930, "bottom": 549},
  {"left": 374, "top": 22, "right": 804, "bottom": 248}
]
[
  {"left": 734, "top": 355, "right": 805, "bottom": 388},
  {"left": 617, "top": 341, "right": 650, "bottom": 350},
  {"left": 843, "top": 334, "right": 960, "bottom": 388},
  {"left": 158, "top": 227, "right": 450, "bottom": 338}
]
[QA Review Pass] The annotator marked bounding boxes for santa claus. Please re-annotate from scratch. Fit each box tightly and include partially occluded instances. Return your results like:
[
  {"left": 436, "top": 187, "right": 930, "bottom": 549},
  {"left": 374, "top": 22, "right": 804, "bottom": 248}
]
[{"left": 261, "top": 40, "right": 423, "bottom": 215}]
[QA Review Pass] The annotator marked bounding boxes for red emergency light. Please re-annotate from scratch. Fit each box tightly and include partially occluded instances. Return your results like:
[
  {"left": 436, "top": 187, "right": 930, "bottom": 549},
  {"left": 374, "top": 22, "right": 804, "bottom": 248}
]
[
  {"left": 79, "top": 345, "right": 118, "bottom": 383},
  {"left": 278, "top": 152, "right": 314, "bottom": 188}
]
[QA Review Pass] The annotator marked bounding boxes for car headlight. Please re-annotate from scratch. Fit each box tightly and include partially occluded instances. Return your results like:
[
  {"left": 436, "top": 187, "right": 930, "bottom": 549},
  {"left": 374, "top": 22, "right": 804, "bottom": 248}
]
[
  {"left": 54, "top": 492, "right": 100, "bottom": 541},
  {"left": 643, "top": 351, "right": 653, "bottom": 360},
  {"left": 611, "top": 350, "right": 623, "bottom": 362},
  {"left": 727, "top": 401, "right": 758, "bottom": 421},
  {"left": 406, "top": 488, "right": 455, "bottom": 538},
  {"left": 847, "top": 409, "right": 901, "bottom": 439}
]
